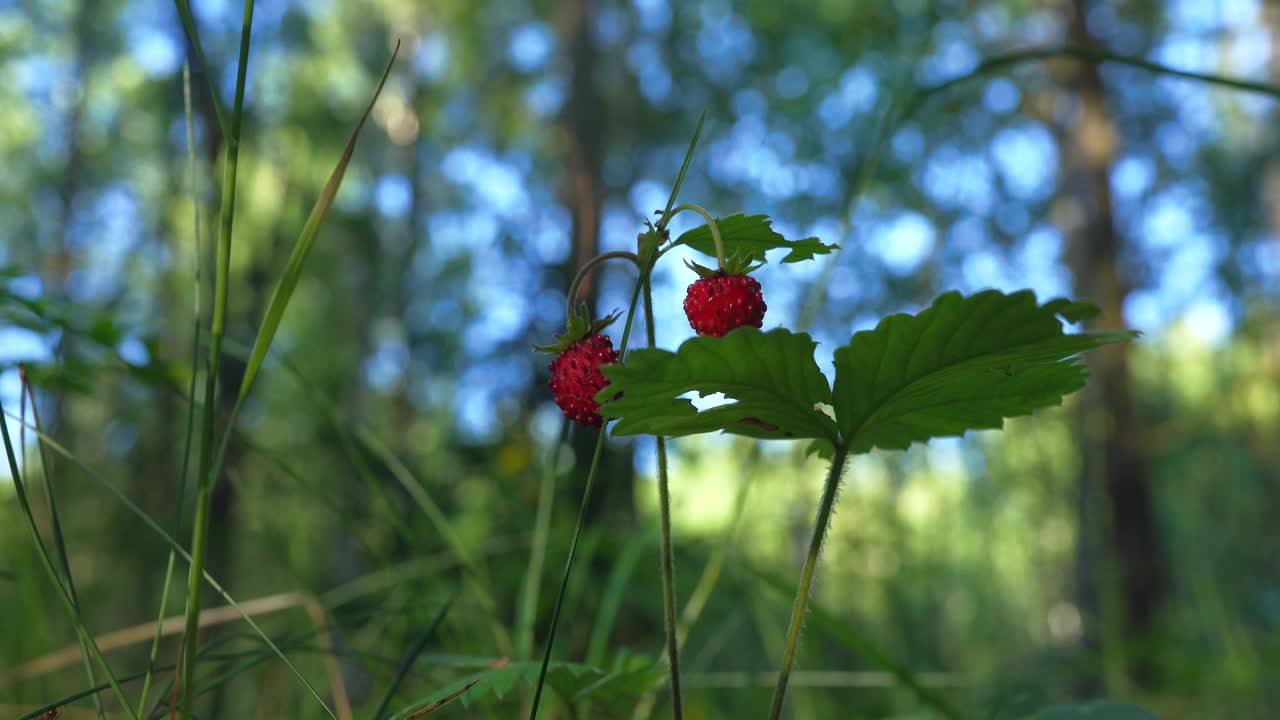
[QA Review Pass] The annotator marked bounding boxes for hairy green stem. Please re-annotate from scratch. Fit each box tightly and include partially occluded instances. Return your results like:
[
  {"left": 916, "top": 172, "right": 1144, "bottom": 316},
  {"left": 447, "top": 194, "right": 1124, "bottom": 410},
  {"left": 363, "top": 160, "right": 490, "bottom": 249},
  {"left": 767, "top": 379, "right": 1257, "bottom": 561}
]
[
  {"left": 531, "top": 115, "right": 704, "bottom": 719},
  {"left": 530, "top": 236, "right": 662, "bottom": 720},
  {"left": 564, "top": 250, "right": 641, "bottom": 317},
  {"left": 180, "top": 2, "right": 254, "bottom": 717},
  {"left": 768, "top": 443, "right": 851, "bottom": 719},
  {"left": 643, "top": 274, "right": 683, "bottom": 719}
]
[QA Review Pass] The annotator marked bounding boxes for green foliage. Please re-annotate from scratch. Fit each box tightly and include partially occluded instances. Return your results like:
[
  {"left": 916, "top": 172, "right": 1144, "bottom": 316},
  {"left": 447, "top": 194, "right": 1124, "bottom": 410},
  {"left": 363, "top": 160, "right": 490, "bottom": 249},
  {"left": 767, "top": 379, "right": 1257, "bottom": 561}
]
[
  {"left": 402, "top": 659, "right": 661, "bottom": 715},
  {"left": 675, "top": 213, "right": 839, "bottom": 264},
  {"left": 600, "top": 290, "right": 1134, "bottom": 455},
  {"left": 1024, "top": 701, "right": 1163, "bottom": 719},
  {"left": 598, "top": 327, "right": 838, "bottom": 441},
  {"left": 833, "top": 290, "right": 1135, "bottom": 453}
]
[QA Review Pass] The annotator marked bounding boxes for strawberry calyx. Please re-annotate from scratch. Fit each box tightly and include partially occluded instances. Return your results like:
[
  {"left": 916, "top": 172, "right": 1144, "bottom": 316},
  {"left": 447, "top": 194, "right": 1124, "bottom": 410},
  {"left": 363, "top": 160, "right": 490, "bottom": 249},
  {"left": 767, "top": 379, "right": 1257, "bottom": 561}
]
[
  {"left": 534, "top": 303, "right": 622, "bottom": 354},
  {"left": 684, "top": 251, "right": 763, "bottom": 279}
]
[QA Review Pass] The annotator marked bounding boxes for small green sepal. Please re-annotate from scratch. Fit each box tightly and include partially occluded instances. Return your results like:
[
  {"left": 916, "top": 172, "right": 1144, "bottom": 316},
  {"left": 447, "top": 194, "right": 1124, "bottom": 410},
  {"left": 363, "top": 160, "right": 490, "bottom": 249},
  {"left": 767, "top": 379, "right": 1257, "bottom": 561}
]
[
  {"left": 534, "top": 304, "right": 622, "bottom": 354},
  {"left": 684, "top": 252, "right": 763, "bottom": 279}
]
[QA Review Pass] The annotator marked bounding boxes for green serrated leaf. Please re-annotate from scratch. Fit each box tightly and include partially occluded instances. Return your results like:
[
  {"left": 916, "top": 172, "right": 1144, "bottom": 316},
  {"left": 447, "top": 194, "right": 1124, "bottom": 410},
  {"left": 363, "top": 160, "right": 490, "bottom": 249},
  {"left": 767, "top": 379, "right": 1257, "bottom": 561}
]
[
  {"left": 597, "top": 327, "right": 838, "bottom": 442},
  {"left": 1042, "top": 297, "right": 1101, "bottom": 323},
  {"left": 1023, "top": 700, "right": 1162, "bottom": 720},
  {"left": 832, "top": 290, "right": 1136, "bottom": 454},
  {"left": 676, "top": 213, "right": 838, "bottom": 264}
]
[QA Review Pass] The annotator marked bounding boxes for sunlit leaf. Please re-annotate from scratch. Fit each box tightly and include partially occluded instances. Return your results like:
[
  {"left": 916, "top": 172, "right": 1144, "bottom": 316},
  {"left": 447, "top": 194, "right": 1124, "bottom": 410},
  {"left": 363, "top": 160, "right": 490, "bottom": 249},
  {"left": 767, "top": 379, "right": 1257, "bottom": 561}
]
[
  {"left": 832, "top": 289, "right": 1135, "bottom": 454},
  {"left": 676, "top": 213, "right": 838, "bottom": 264},
  {"left": 598, "top": 327, "right": 838, "bottom": 442}
]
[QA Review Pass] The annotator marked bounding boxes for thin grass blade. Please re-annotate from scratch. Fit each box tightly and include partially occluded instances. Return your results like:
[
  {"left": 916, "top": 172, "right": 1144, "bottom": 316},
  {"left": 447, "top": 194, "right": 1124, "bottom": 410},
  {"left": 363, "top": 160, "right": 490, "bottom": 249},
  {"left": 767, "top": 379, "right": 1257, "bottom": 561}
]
[
  {"left": 234, "top": 41, "right": 400, "bottom": 404},
  {"left": 0, "top": 399, "right": 139, "bottom": 719},
  {"left": 372, "top": 592, "right": 456, "bottom": 720},
  {"left": 4, "top": 413, "right": 339, "bottom": 720}
]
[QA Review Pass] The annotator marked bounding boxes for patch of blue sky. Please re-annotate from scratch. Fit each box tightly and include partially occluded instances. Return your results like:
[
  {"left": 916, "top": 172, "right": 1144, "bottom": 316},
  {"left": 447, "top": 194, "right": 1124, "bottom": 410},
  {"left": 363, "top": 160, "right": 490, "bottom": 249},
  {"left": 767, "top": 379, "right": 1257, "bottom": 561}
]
[
  {"left": 983, "top": 78, "right": 1020, "bottom": 116},
  {"left": 424, "top": 211, "right": 498, "bottom": 259},
  {"left": 916, "top": 22, "right": 979, "bottom": 86},
  {"left": 891, "top": 125, "right": 926, "bottom": 164},
  {"left": 962, "top": 248, "right": 1019, "bottom": 294},
  {"left": 1016, "top": 226, "right": 1072, "bottom": 300},
  {"left": 508, "top": 22, "right": 555, "bottom": 73},
  {"left": 1111, "top": 154, "right": 1156, "bottom": 200},
  {"left": 633, "top": 0, "right": 671, "bottom": 34},
  {"left": 1, "top": 369, "right": 25, "bottom": 480},
  {"left": 1154, "top": 122, "right": 1198, "bottom": 171},
  {"left": 441, "top": 146, "right": 531, "bottom": 220},
  {"left": 869, "top": 211, "right": 936, "bottom": 277},
  {"left": 593, "top": 6, "right": 628, "bottom": 47},
  {"left": 363, "top": 320, "right": 410, "bottom": 393},
  {"left": 414, "top": 33, "right": 450, "bottom": 80},
  {"left": 1141, "top": 184, "right": 1202, "bottom": 249},
  {"left": 696, "top": 4, "right": 755, "bottom": 85},
  {"left": 454, "top": 356, "right": 533, "bottom": 441},
  {"left": 374, "top": 173, "right": 413, "bottom": 219},
  {"left": 627, "top": 180, "right": 669, "bottom": 224},
  {"left": 775, "top": 66, "right": 809, "bottom": 99},
  {"left": 733, "top": 87, "right": 767, "bottom": 118},
  {"left": 530, "top": 204, "right": 572, "bottom": 266},
  {"left": 464, "top": 276, "right": 531, "bottom": 356},
  {"left": 66, "top": 183, "right": 142, "bottom": 303},
  {"left": 525, "top": 76, "right": 566, "bottom": 117},
  {"left": 126, "top": 27, "right": 180, "bottom": 77},
  {"left": 923, "top": 145, "right": 994, "bottom": 215},
  {"left": 626, "top": 39, "right": 673, "bottom": 103},
  {"left": 194, "top": 0, "right": 230, "bottom": 24},
  {"left": 990, "top": 123, "right": 1057, "bottom": 202}
]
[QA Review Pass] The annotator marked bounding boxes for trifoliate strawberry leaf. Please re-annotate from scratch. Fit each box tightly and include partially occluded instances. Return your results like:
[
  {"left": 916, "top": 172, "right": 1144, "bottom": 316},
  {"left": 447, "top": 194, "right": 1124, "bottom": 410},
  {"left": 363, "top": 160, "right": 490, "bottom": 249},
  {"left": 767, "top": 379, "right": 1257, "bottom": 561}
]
[
  {"left": 597, "top": 328, "right": 838, "bottom": 442},
  {"left": 831, "top": 290, "right": 1136, "bottom": 454},
  {"left": 676, "top": 213, "right": 838, "bottom": 264}
]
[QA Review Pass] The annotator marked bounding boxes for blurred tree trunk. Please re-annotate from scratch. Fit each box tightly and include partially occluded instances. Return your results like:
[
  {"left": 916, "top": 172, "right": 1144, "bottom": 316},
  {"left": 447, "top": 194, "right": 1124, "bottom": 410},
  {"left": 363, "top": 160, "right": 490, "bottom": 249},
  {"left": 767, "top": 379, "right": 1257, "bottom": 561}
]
[
  {"left": 1059, "top": 0, "right": 1168, "bottom": 689},
  {"left": 557, "top": 0, "right": 635, "bottom": 524}
]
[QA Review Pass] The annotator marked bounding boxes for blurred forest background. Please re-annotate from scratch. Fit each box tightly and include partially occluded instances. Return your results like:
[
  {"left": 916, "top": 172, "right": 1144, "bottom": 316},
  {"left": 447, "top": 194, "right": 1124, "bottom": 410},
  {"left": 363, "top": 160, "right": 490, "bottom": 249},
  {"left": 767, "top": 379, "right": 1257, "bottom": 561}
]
[{"left": 1, "top": 0, "right": 1279, "bottom": 718}]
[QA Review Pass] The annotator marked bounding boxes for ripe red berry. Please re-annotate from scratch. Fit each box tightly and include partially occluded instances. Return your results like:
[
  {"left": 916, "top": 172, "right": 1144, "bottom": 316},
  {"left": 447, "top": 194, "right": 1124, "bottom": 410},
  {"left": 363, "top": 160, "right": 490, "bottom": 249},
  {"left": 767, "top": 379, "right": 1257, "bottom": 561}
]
[
  {"left": 683, "top": 273, "right": 767, "bottom": 337},
  {"left": 548, "top": 333, "right": 619, "bottom": 427}
]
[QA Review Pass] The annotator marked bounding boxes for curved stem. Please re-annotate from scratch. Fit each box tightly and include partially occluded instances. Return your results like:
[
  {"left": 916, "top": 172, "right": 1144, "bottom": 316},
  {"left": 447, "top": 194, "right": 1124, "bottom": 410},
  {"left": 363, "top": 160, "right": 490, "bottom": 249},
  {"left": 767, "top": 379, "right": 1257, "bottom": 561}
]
[
  {"left": 669, "top": 203, "right": 725, "bottom": 270},
  {"left": 643, "top": 276, "right": 684, "bottom": 719},
  {"left": 768, "top": 443, "right": 851, "bottom": 720},
  {"left": 530, "top": 242, "right": 661, "bottom": 720},
  {"left": 565, "top": 250, "right": 641, "bottom": 317}
]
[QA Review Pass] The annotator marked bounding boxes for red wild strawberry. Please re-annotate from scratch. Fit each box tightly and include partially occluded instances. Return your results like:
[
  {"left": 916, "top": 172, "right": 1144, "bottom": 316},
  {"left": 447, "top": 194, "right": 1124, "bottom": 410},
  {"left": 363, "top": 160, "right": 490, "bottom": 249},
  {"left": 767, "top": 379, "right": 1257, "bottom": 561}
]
[
  {"left": 536, "top": 306, "right": 622, "bottom": 427},
  {"left": 683, "top": 265, "right": 767, "bottom": 337},
  {"left": 547, "top": 333, "right": 618, "bottom": 427}
]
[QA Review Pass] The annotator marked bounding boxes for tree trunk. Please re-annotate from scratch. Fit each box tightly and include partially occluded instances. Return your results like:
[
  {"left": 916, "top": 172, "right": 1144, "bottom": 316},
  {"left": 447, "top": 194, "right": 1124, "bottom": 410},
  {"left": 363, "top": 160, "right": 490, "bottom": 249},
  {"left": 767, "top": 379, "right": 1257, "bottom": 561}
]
[
  {"left": 1061, "top": 0, "right": 1168, "bottom": 689},
  {"left": 556, "top": 0, "right": 635, "bottom": 524}
]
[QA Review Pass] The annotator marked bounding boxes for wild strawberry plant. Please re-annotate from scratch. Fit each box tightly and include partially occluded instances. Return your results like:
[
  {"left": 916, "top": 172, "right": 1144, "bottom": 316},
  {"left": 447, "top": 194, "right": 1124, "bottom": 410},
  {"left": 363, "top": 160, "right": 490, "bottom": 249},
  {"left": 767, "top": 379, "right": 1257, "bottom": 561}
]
[{"left": 532, "top": 120, "right": 1140, "bottom": 720}]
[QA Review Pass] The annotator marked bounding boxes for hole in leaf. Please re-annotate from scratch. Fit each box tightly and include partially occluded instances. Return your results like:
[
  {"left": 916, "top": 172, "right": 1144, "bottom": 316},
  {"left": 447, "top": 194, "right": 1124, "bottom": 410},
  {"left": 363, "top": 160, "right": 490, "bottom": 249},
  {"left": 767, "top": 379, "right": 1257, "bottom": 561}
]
[{"left": 677, "top": 390, "right": 738, "bottom": 411}]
